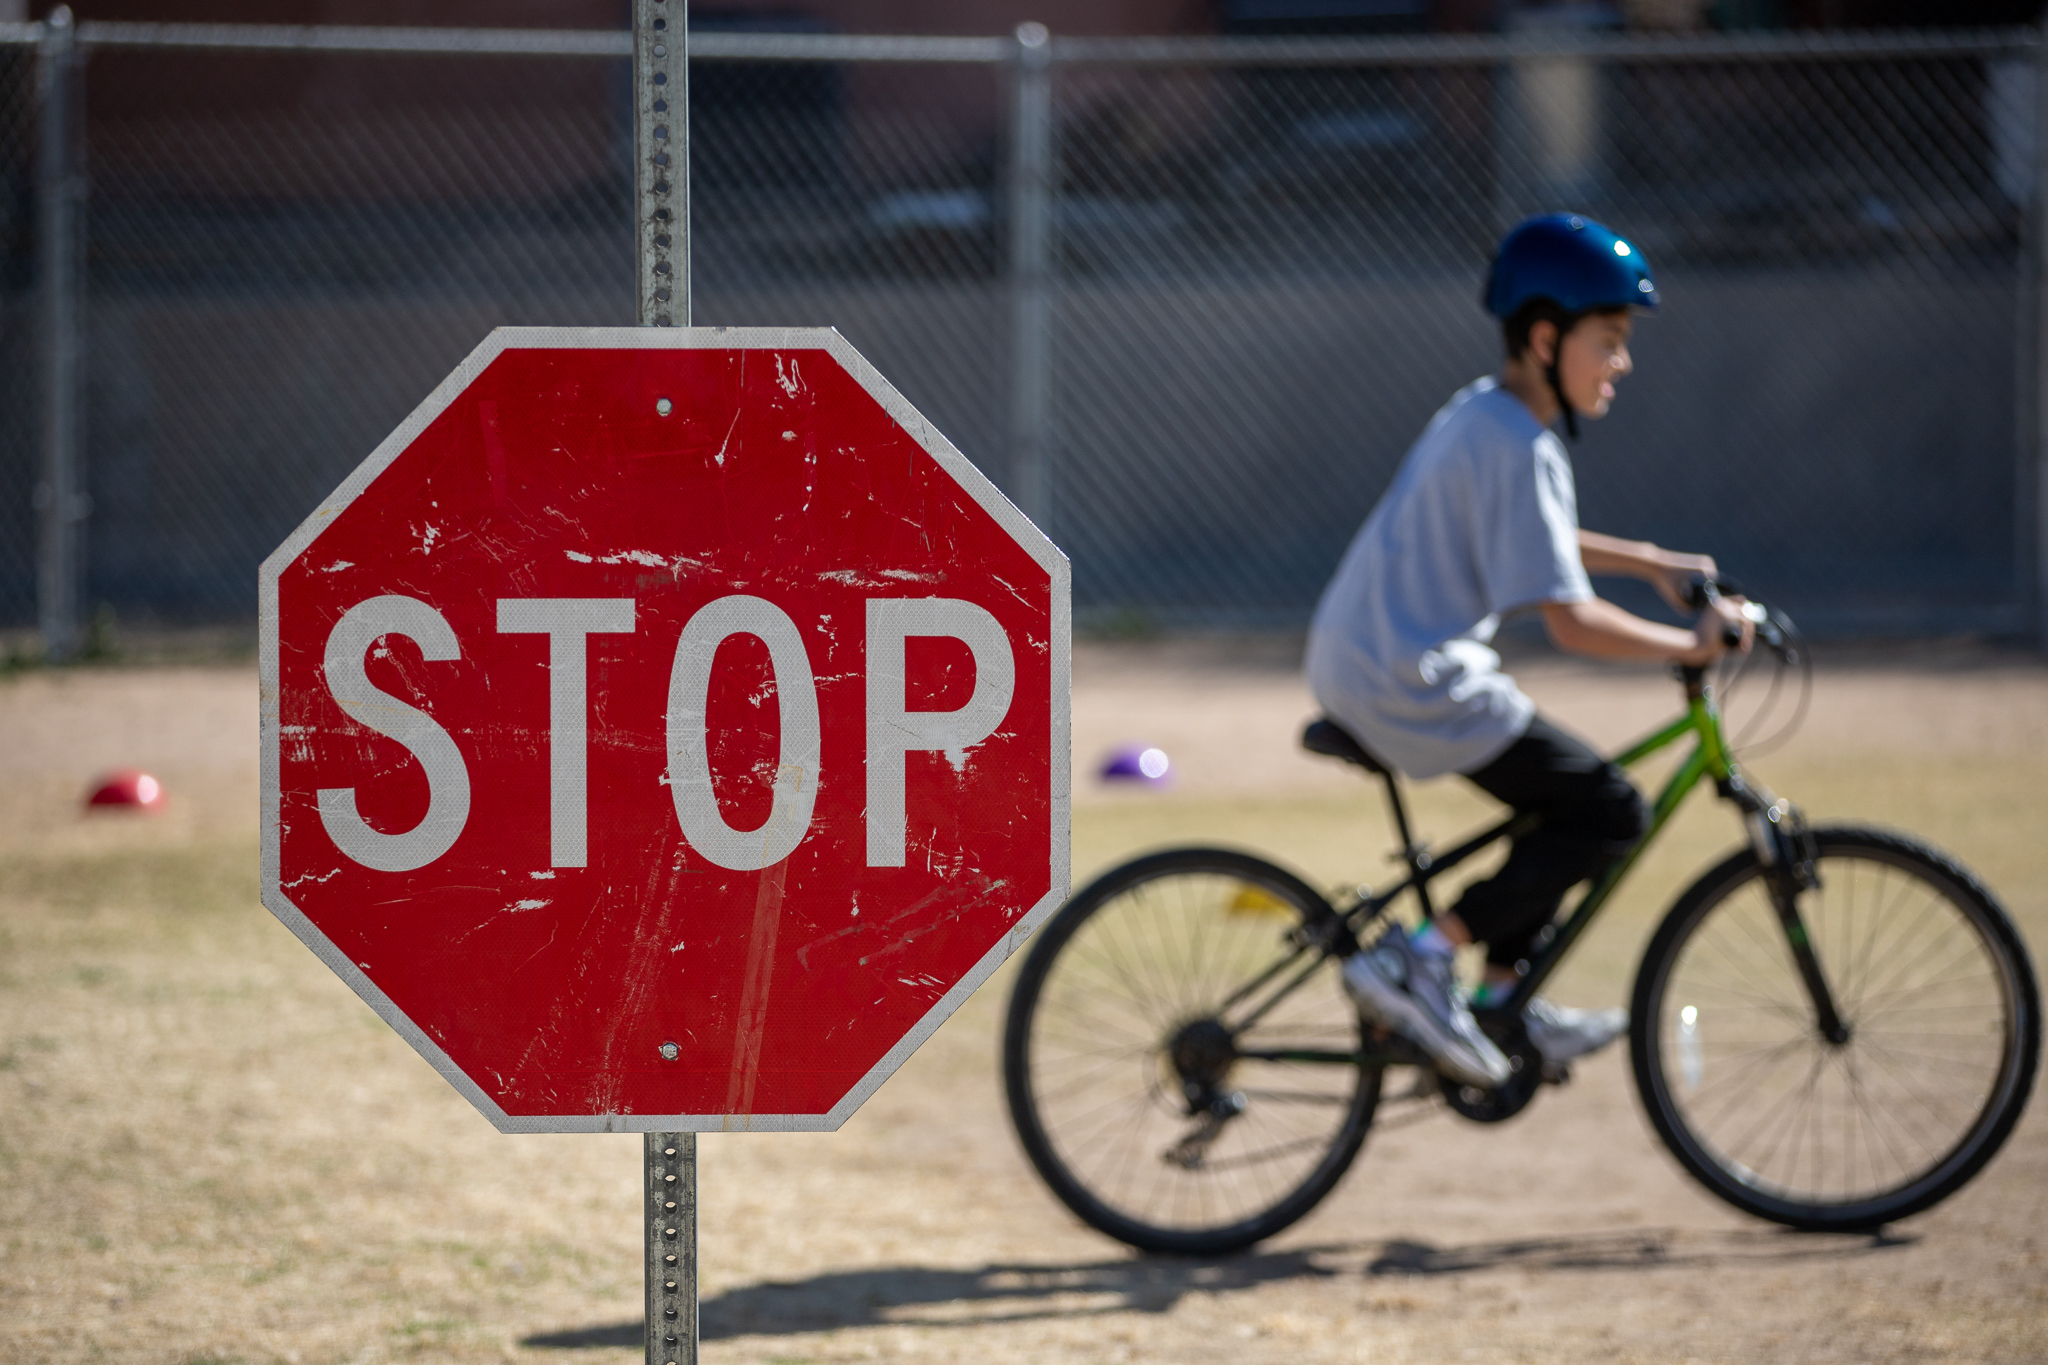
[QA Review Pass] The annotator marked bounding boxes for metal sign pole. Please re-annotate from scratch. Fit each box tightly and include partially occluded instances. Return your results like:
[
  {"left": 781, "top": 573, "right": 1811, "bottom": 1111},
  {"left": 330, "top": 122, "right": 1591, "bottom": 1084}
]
[
  {"left": 634, "top": 6, "right": 693, "bottom": 1364},
  {"left": 637, "top": 0, "right": 688, "bottom": 328},
  {"left": 645, "top": 1132, "right": 697, "bottom": 1365}
]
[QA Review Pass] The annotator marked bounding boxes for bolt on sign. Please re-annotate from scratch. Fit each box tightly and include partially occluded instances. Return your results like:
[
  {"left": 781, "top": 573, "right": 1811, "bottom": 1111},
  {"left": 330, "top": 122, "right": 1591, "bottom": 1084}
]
[{"left": 260, "top": 328, "right": 1071, "bottom": 1131}]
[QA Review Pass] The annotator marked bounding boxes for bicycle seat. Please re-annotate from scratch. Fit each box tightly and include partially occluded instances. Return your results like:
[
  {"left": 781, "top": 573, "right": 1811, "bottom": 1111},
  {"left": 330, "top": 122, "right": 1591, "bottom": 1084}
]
[{"left": 1300, "top": 717, "right": 1391, "bottom": 776}]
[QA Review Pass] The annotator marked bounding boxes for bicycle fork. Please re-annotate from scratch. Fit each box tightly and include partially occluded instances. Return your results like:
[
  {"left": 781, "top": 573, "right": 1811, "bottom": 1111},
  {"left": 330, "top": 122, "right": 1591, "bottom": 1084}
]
[{"left": 1749, "top": 800, "right": 1851, "bottom": 1046}]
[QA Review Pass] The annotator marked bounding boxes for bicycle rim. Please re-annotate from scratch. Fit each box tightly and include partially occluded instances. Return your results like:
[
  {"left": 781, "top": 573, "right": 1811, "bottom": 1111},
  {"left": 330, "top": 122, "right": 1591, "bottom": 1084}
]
[
  {"left": 1006, "top": 850, "right": 1376, "bottom": 1253},
  {"left": 1636, "top": 828, "right": 2037, "bottom": 1227}
]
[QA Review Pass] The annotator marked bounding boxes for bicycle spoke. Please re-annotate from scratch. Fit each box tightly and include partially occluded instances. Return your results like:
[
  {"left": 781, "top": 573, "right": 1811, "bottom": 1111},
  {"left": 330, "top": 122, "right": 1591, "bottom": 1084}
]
[
  {"left": 1839, "top": 1047, "right": 1919, "bottom": 1191},
  {"left": 1843, "top": 880, "right": 1950, "bottom": 1013},
  {"left": 1688, "top": 1034, "right": 1815, "bottom": 1135},
  {"left": 1726, "top": 1047, "right": 1829, "bottom": 1184},
  {"left": 1851, "top": 935, "right": 1988, "bottom": 1024},
  {"left": 1848, "top": 1044, "right": 1954, "bottom": 1163}
]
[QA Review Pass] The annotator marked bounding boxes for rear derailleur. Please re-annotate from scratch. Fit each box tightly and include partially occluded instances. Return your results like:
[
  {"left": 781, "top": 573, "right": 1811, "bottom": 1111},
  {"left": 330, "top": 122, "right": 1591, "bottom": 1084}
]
[{"left": 1162, "top": 1088, "right": 1248, "bottom": 1170}]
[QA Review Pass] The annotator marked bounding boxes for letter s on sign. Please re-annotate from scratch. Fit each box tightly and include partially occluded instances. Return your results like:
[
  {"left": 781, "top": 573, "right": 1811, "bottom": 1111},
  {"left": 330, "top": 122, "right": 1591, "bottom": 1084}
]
[{"left": 316, "top": 596, "right": 473, "bottom": 872}]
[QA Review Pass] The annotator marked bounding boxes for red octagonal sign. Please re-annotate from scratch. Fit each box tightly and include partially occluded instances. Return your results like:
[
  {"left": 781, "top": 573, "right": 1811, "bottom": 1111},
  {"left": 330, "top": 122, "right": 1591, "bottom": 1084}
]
[{"left": 260, "top": 328, "right": 1070, "bottom": 1132}]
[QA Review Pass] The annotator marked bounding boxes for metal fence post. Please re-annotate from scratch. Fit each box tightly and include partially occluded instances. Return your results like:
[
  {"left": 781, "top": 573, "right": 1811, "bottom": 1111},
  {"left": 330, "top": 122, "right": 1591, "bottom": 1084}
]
[
  {"left": 1500, "top": 13, "right": 1602, "bottom": 217},
  {"left": 35, "top": 4, "right": 80, "bottom": 662},
  {"left": 2035, "top": 19, "right": 2048, "bottom": 644},
  {"left": 634, "top": 5, "right": 694, "bottom": 1364},
  {"left": 1007, "top": 21, "right": 1052, "bottom": 531}
]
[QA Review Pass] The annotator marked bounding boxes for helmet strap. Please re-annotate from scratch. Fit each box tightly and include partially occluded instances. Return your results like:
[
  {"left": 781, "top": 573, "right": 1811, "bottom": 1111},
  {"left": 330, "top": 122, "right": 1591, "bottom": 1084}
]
[{"left": 1545, "top": 355, "right": 1579, "bottom": 440}]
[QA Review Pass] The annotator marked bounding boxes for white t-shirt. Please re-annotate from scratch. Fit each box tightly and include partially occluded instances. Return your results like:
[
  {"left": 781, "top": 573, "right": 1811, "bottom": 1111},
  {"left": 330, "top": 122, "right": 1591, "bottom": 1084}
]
[{"left": 1305, "top": 378, "right": 1593, "bottom": 780}]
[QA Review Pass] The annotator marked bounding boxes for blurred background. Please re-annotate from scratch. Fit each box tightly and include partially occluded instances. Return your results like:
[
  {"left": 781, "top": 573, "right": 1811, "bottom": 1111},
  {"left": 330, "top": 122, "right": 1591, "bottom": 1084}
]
[
  {"left": 3, "top": 0, "right": 2047, "bottom": 650},
  {"left": 7, "top": 12, "right": 2048, "bottom": 1361}
]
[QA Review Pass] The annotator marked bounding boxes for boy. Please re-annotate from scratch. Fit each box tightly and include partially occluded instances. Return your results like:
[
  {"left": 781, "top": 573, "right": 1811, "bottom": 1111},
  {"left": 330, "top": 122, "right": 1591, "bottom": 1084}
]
[{"left": 1304, "top": 213, "right": 1753, "bottom": 1089}]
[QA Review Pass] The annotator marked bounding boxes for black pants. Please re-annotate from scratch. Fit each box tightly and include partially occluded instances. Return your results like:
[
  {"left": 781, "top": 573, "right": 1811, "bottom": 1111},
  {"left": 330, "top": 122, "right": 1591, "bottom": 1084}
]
[{"left": 1453, "top": 715, "right": 1648, "bottom": 969}]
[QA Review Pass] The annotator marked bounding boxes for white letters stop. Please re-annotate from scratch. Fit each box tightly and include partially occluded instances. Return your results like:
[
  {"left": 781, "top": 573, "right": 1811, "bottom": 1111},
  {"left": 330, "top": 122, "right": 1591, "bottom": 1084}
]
[{"left": 315, "top": 595, "right": 1015, "bottom": 873}]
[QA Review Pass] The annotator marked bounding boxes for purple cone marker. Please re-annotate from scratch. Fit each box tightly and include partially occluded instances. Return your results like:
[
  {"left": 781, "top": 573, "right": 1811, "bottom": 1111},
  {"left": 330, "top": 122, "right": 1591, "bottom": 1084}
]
[{"left": 1100, "top": 744, "right": 1172, "bottom": 785}]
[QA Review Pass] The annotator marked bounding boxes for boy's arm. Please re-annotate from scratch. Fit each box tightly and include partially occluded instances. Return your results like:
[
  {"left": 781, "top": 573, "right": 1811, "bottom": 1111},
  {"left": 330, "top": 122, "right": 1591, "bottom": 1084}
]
[
  {"left": 1548, "top": 526, "right": 1754, "bottom": 664},
  {"left": 1577, "top": 529, "right": 1717, "bottom": 612},
  {"left": 1539, "top": 597, "right": 1746, "bottom": 666}
]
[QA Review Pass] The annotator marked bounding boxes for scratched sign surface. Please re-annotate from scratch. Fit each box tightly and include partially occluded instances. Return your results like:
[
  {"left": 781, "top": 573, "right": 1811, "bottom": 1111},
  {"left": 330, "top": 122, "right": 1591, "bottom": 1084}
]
[{"left": 260, "top": 328, "right": 1071, "bottom": 1132}]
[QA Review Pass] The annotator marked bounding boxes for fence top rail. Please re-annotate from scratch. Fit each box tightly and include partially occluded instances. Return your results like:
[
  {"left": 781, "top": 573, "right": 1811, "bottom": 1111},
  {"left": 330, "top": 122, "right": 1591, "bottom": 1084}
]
[
  {"left": 1053, "top": 26, "right": 2038, "bottom": 66},
  {"left": 65, "top": 22, "right": 1009, "bottom": 62},
  {"left": 0, "top": 18, "right": 2027, "bottom": 64},
  {"left": 72, "top": 21, "right": 629, "bottom": 57},
  {"left": 696, "top": 31, "right": 1008, "bottom": 62}
]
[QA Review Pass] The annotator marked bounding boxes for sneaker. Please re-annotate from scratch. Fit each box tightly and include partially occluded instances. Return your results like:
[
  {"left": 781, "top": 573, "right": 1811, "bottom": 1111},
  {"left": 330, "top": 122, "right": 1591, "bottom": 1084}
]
[
  {"left": 1522, "top": 997, "right": 1628, "bottom": 1071},
  {"left": 1343, "top": 927, "right": 1512, "bottom": 1089}
]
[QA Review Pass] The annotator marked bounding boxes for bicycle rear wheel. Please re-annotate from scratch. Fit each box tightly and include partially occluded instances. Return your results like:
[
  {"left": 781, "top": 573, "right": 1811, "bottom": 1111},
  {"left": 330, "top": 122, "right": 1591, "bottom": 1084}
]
[
  {"left": 1632, "top": 825, "right": 2039, "bottom": 1230},
  {"left": 1003, "top": 848, "right": 1378, "bottom": 1255}
]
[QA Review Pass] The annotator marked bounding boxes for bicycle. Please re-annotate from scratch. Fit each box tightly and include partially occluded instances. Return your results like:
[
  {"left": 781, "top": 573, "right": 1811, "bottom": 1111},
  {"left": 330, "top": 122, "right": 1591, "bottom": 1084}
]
[{"left": 1003, "top": 591, "right": 2041, "bottom": 1255}]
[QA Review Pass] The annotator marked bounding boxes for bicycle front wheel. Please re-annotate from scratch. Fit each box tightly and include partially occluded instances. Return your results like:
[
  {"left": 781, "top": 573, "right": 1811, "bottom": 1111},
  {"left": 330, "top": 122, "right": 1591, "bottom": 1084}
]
[
  {"left": 1632, "top": 825, "right": 2039, "bottom": 1230},
  {"left": 1004, "top": 848, "right": 1378, "bottom": 1255}
]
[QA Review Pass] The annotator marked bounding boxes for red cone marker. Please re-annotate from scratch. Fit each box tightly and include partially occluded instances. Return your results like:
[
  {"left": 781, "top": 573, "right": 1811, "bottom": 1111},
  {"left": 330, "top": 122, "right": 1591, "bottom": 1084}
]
[{"left": 86, "top": 770, "right": 166, "bottom": 812}]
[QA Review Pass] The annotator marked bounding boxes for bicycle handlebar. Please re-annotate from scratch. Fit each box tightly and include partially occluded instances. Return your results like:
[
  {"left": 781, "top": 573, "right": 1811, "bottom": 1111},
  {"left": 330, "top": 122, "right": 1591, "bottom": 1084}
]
[
  {"left": 1682, "top": 575, "right": 1798, "bottom": 664},
  {"left": 1681, "top": 576, "right": 1743, "bottom": 612}
]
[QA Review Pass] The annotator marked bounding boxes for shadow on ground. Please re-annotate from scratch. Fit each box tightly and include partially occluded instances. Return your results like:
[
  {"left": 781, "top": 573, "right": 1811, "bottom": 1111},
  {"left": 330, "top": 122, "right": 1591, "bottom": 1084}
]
[{"left": 523, "top": 1225, "right": 1914, "bottom": 1346}]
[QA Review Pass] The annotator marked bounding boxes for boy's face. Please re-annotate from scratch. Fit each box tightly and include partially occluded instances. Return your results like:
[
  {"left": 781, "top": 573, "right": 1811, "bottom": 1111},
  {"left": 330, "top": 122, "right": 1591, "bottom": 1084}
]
[{"left": 1549, "top": 311, "right": 1634, "bottom": 419}]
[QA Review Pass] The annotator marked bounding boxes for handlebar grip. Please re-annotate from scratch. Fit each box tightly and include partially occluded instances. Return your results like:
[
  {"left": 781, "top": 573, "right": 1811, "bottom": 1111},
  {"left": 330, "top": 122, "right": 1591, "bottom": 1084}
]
[{"left": 1683, "top": 575, "right": 1746, "bottom": 612}]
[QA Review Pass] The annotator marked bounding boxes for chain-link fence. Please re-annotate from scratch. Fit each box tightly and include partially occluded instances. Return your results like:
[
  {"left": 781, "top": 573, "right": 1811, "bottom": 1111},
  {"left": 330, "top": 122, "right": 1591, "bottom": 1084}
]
[
  {"left": 1, "top": 21, "right": 2042, "bottom": 642},
  {"left": 1044, "top": 31, "right": 2039, "bottom": 634}
]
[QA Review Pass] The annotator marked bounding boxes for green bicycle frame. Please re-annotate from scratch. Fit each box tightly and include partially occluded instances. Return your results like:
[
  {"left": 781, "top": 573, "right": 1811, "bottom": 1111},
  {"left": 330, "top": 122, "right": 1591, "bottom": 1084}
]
[
  {"left": 1230, "top": 671, "right": 1760, "bottom": 1064},
  {"left": 1494, "top": 674, "right": 1741, "bottom": 1015}
]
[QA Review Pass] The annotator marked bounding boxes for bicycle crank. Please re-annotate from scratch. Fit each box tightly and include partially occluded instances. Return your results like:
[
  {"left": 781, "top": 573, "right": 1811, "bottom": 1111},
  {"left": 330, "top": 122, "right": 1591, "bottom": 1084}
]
[{"left": 1441, "top": 1029, "right": 1545, "bottom": 1124}]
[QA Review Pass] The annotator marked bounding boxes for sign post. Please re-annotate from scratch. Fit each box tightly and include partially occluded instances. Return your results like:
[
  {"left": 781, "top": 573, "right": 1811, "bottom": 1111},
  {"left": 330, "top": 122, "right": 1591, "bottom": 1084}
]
[
  {"left": 634, "top": 3, "right": 692, "bottom": 1361},
  {"left": 645, "top": 1133, "right": 695, "bottom": 1365},
  {"left": 636, "top": 0, "right": 687, "bottom": 331}
]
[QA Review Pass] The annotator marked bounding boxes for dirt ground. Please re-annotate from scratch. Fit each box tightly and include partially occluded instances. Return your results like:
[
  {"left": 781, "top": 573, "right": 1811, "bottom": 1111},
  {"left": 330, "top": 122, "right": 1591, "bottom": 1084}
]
[{"left": 2, "top": 639, "right": 2046, "bottom": 1364}]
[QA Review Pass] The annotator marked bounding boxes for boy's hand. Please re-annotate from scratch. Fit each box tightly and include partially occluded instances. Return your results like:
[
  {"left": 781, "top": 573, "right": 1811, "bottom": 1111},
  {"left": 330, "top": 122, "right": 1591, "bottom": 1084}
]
[
  {"left": 1683, "top": 595, "right": 1754, "bottom": 665},
  {"left": 1653, "top": 553, "right": 1718, "bottom": 613},
  {"left": 1575, "top": 532, "right": 1718, "bottom": 613}
]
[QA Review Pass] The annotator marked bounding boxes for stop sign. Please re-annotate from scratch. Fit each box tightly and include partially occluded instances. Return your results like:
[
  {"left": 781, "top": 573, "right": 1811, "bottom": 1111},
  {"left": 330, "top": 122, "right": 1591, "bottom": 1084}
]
[{"left": 260, "top": 328, "right": 1070, "bottom": 1132}]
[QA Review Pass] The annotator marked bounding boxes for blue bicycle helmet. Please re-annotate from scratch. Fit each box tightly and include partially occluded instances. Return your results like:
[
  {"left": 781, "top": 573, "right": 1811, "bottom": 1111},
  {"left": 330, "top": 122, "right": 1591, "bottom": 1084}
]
[
  {"left": 1484, "top": 213, "right": 1658, "bottom": 438},
  {"left": 1485, "top": 213, "right": 1659, "bottom": 318}
]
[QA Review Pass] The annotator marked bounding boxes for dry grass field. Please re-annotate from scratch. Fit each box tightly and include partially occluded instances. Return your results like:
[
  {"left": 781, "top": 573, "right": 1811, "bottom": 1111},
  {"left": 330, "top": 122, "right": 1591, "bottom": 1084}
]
[{"left": 2, "top": 639, "right": 2046, "bottom": 1364}]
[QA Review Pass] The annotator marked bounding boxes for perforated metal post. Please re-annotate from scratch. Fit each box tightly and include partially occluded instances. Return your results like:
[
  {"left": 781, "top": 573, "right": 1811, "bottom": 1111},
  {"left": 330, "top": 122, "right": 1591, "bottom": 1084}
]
[
  {"left": 635, "top": 6, "right": 693, "bottom": 1363},
  {"left": 36, "top": 5, "right": 81, "bottom": 662},
  {"left": 645, "top": 1132, "right": 697, "bottom": 1365},
  {"left": 637, "top": 0, "right": 687, "bottom": 326},
  {"left": 1006, "top": 21, "right": 1052, "bottom": 530}
]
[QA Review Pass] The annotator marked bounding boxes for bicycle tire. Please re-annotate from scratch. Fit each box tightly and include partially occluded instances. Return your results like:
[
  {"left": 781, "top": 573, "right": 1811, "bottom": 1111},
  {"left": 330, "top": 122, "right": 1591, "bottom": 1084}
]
[
  {"left": 1631, "top": 824, "right": 2040, "bottom": 1230},
  {"left": 1004, "top": 847, "right": 1379, "bottom": 1255}
]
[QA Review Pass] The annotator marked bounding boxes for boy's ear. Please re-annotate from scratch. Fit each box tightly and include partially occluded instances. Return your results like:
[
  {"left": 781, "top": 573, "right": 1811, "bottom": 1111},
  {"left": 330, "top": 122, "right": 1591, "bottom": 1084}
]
[{"left": 1528, "top": 319, "right": 1558, "bottom": 367}]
